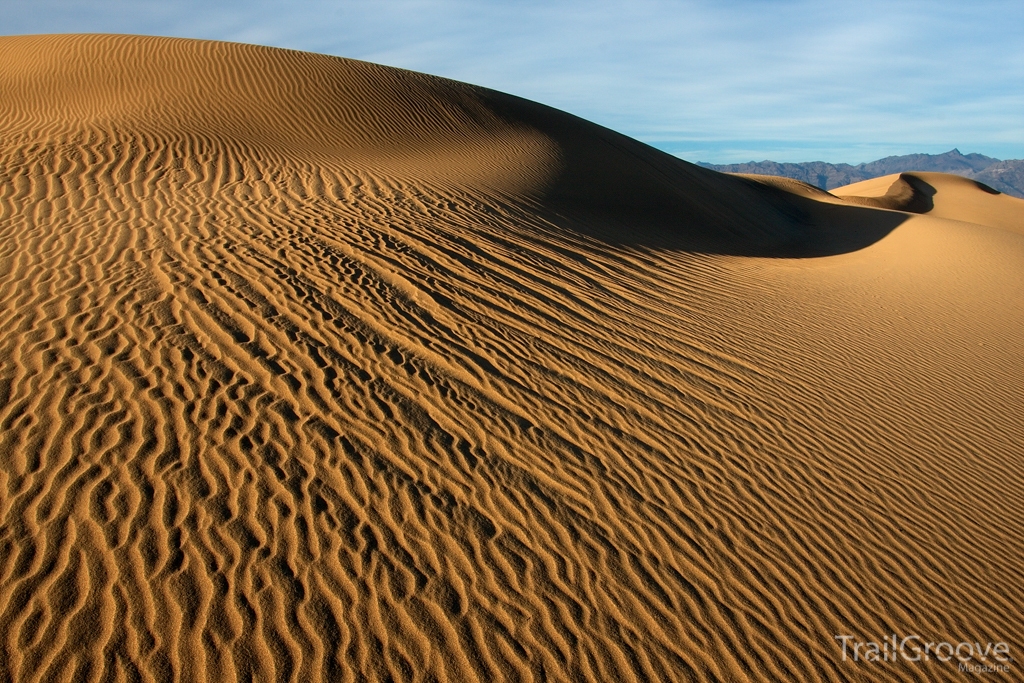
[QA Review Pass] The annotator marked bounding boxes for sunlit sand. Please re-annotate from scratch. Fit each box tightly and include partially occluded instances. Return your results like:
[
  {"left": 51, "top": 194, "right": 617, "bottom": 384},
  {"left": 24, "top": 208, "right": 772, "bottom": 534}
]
[{"left": 1, "top": 35, "right": 1022, "bottom": 682}]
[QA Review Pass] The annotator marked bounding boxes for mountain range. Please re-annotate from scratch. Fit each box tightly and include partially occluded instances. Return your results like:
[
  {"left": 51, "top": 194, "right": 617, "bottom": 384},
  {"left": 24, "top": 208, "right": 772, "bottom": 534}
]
[
  {"left": 3, "top": 35, "right": 1024, "bottom": 683},
  {"left": 699, "top": 149, "right": 1024, "bottom": 198}
]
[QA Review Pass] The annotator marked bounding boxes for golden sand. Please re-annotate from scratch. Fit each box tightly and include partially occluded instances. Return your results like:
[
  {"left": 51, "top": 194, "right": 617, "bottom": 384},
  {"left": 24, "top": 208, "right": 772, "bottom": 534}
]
[{"left": 1, "top": 35, "right": 1022, "bottom": 682}]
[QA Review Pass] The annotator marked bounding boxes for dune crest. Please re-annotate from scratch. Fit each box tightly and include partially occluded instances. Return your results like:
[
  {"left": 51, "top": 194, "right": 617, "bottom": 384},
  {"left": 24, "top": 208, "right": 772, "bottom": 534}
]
[
  {"left": 834, "top": 171, "right": 1024, "bottom": 233},
  {"left": 2, "top": 35, "right": 1023, "bottom": 683}
]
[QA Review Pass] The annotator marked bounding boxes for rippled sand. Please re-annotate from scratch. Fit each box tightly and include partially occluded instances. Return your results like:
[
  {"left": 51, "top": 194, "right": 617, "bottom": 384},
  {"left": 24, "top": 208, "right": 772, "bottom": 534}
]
[{"left": 1, "top": 34, "right": 1022, "bottom": 683}]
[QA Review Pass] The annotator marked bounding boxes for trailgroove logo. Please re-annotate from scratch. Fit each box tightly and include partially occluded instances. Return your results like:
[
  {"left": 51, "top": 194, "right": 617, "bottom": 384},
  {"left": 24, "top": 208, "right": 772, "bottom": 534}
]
[{"left": 834, "top": 635, "right": 1012, "bottom": 673}]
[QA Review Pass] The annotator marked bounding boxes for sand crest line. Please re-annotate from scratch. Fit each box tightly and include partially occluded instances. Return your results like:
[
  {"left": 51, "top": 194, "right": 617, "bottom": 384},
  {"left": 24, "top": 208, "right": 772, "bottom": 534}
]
[{"left": 1, "top": 34, "right": 1023, "bottom": 683}]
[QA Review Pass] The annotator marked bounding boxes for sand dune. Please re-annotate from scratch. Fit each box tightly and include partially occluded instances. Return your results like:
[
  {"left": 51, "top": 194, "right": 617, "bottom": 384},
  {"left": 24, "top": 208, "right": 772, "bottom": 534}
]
[
  {"left": 834, "top": 172, "right": 1024, "bottom": 233},
  {"left": 1, "top": 34, "right": 1023, "bottom": 683}
]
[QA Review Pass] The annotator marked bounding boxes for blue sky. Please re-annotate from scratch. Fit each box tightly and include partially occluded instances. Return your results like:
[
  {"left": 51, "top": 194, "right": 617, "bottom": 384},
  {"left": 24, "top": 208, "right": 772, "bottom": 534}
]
[{"left": 6, "top": 0, "right": 1023, "bottom": 163}]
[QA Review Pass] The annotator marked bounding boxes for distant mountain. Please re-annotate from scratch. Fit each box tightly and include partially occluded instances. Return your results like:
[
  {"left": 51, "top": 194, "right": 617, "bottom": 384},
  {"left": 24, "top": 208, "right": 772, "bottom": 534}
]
[
  {"left": 972, "top": 160, "right": 1024, "bottom": 198},
  {"left": 698, "top": 149, "right": 1024, "bottom": 199}
]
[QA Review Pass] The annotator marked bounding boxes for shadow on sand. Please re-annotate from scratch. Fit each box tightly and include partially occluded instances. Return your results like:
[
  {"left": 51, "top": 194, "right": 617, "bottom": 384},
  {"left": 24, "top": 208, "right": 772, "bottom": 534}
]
[{"left": 487, "top": 91, "right": 910, "bottom": 258}]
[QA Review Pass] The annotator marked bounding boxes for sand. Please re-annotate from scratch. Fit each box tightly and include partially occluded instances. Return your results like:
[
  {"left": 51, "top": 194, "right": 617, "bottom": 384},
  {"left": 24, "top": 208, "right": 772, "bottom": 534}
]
[
  {"left": 834, "top": 172, "right": 1024, "bottom": 233},
  {"left": 1, "top": 34, "right": 1022, "bottom": 683}
]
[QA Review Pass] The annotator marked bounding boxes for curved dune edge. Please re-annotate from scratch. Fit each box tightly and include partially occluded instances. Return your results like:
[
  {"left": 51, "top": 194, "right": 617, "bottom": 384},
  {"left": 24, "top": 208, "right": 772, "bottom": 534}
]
[
  {"left": 834, "top": 171, "right": 1024, "bottom": 233},
  {"left": 1, "top": 35, "right": 1023, "bottom": 683}
]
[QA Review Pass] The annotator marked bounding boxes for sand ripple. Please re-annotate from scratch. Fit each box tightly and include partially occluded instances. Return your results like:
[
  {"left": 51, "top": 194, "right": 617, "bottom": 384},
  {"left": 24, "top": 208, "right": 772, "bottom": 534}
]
[{"left": 1, "top": 35, "right": 1023, "bottom": 683}]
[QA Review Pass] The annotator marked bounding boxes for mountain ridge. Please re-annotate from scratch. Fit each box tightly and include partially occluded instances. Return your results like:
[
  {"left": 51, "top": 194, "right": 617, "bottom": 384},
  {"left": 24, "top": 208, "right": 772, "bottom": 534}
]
[
  {"left": 698, "top": 149, "right": 1024, "bottom": 198},
  {"left": 2, "top": 35, "right": 1024, "bottom": 683}
]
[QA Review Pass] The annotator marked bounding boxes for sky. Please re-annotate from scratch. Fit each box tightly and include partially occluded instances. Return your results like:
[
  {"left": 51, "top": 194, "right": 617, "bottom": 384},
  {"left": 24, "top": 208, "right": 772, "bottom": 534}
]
[{"left": 5, "top": 0, "right": 1023, "bottom": 164}]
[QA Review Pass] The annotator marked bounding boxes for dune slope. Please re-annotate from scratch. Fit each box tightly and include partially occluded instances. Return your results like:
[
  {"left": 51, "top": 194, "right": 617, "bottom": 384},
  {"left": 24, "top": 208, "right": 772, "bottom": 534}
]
[
  {"left": 1, "top": 35, "right": 1023, "bottom": 683},
  {"left": 834, "top": 171, "right": 1024, "bottom": 233}
]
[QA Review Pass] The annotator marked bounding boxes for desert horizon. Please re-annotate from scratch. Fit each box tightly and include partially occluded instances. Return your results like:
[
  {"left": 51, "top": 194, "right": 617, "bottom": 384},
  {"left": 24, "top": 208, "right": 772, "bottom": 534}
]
[
  {"left": 697, "top": 150, "right": 1024, "bottom": 199},
  {"left": 1, "top": 34, "right": 1022, "bottom": 683}
]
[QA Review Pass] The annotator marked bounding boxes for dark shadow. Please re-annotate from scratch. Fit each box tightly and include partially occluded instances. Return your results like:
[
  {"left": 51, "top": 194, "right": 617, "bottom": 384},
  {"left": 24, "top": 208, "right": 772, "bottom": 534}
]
[
  {"left": 899, "top": 174, "right": 938, "bottom": 211},
  {"left": 482, "top": 89, "right": 909, "bottom": 257},
  {"left": 838, "top": 173, "right": 935, "bottom": 214},
  {"left": 974, "top": 180, "right": 1001, "bottom": 195}
]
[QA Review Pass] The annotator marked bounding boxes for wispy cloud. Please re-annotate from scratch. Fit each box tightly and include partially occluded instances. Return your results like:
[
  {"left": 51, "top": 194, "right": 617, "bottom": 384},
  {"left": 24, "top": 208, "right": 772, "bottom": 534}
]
[{"left": 5, "top": 0, "right": 1023, "bottom": 163}]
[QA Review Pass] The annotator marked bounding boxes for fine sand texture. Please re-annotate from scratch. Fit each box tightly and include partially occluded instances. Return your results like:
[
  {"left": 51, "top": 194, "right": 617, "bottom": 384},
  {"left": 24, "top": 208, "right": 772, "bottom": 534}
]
[{"left": 2, "top": 35, "right": 1023, "bottom": 683}]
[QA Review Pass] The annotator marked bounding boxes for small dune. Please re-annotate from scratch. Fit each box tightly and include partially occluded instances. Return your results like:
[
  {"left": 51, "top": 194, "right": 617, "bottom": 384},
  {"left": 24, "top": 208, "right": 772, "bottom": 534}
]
[
  {"left": 1, "top": 35, "right": 1022, "bottom": 683},
  {"left": 835, "top": 171, "right": 1024, "bottom": 233}
]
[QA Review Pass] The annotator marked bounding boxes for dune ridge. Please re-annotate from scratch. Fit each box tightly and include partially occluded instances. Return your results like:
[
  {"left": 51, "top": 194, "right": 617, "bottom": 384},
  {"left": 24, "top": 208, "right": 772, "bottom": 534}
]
[
  {"left": 834, "top": 172, "right": 1024, "bottom": 234},
  {"left": 1, "top": 34, "right": 1023, "bottom": 683},
  {"left": 699, "top": 149, "right": 1024, "bottom": 199}
]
